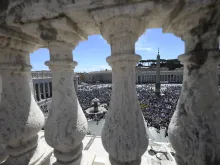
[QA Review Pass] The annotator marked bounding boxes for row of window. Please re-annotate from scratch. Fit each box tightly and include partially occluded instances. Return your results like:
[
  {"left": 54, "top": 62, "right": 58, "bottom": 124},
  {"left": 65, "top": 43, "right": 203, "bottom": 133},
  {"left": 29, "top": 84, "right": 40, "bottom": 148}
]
[{"left": 138, "top": 75, "right": 183, "bottom": 83}]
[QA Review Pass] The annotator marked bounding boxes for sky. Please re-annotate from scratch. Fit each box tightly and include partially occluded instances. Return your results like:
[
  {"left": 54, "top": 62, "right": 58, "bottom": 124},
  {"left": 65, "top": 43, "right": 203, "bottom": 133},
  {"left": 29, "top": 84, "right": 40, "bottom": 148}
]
[{"left": 30, "top": 28, "right": 185, "bottom": 72}]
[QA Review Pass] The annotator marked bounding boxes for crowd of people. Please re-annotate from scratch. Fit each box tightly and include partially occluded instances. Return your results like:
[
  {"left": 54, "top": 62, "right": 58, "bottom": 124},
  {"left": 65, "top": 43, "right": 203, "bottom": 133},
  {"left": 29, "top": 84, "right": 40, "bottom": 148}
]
[
  {"left": 77, "top": 83, "right": 181, "bottom": 133},
  {"left": 77, "top": 84, "right": 111, "bottom": 110},
  {"left": 137, "top": 84, "right": 181, "bottom": 135}
]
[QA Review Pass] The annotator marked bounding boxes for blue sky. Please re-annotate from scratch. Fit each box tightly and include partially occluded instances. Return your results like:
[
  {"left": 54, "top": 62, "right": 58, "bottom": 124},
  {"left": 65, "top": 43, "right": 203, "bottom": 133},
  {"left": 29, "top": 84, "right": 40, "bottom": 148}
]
[{"left": 30, "top": 28, "right": 184, "bottom": 72}]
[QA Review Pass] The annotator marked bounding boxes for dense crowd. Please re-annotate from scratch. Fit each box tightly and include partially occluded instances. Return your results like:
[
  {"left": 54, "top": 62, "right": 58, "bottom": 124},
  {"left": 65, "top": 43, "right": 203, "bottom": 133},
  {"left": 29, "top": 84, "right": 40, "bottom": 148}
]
[
  {"left": 77, "top": 84, "right": 181, "bottom": 133},
  {"left": 77, "top": 84, "right": 111, "bottom": 110},
  {"left": 137, "top": 84, "right": 181, "bottom": 135}
]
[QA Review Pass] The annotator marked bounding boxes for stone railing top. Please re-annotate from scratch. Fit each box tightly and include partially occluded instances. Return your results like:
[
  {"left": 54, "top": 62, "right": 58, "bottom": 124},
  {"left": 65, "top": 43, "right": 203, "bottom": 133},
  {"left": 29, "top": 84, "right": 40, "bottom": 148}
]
[{"left": 0, "top": 0, "right": 219, "bottom": 46}]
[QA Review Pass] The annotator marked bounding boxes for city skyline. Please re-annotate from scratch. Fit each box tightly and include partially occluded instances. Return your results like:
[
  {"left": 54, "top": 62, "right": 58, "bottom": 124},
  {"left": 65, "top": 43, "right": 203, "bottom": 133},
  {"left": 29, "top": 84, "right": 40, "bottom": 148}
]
[{"left": 30, "top": 28, "right": 184, "bottom": 72}]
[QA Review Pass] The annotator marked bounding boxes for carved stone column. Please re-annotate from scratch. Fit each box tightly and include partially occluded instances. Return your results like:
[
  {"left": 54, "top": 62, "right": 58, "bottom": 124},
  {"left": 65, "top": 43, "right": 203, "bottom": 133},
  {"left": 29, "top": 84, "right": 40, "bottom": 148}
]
[
  {"left": 169, "top": 31, "right": 220, "bottom": 165},
  {"left": 0, "top": 36, "right": 45, "bottom": 165},
  {"left": 45, "top": 42, "right": 88, "bottom": 165},
  {"left": 100, "top": 16, "right": 149, "bottom": 165}
]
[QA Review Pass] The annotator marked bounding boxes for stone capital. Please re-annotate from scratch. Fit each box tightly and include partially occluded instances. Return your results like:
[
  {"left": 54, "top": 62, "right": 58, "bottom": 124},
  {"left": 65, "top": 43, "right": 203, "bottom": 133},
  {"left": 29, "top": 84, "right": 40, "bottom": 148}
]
[
  {"left": 178, "top": 30, "right": 220, "bottom": 75},
  {"left": 0, "top": 36, "right": 37, "bottom": 53},
  {"left": 45, "top": 60, "right": 77, "bottom": 71},
  {"left": 100, "top": 16, "right": 145, "bottom": 56},
  {"left": 107, "top": 54, "right": 141, "bottom": 67},
  {"left": 182, "top": 30, "right": 219, "bottom": 53},
  {"left": 45, "top": 41, "right": 77, "bottom": 71},
  {"left": 0, "top": 36, "right": 35, "bottom": 72},
  {"left": 47, "top": 41, "right": 76, "bottom": 50},
  {"left": 178, "top": 49, "right": 220, "bottom": 65},
  {"left": 100, "top": 16, "right": 145, "bottom": 43}
]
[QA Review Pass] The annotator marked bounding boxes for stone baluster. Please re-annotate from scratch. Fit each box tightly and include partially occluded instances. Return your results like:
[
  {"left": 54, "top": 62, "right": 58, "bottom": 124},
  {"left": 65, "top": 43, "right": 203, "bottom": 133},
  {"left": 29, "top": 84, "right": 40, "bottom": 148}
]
[
  {"left": 168, "top": 31, "right": 220, "bottom": 165},
  {"left": 100, "top": 16, "right": 149, "bottom": 165},
  {"left": 0, "top": 36, "right": 45, "bottom": 165},
  {"left": 45, "top": 41, "right": 88, "bottom": 165}
]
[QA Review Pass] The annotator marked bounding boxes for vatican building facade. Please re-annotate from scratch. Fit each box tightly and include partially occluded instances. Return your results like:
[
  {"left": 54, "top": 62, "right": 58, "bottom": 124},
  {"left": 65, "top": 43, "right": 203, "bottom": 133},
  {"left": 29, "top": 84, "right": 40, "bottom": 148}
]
[
  {"left": 82, "top": 65, "right": 220, "bottom": 85},
  {"left": 83, "top": 65, "right": 185, "bottom": 84},
  {"left": 0, "top": 1, "right": 220, "bottom": 165}
]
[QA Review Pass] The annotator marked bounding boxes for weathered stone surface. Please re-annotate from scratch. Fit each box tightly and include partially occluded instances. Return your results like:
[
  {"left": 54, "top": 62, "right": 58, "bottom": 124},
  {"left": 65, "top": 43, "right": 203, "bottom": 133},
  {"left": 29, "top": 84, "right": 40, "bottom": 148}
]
[
  {"left": 163, "top": 0, "right": 220, "bottom": 37},
  {"left": 45, "top": 41, "right": 88, "bottom": 165},
  {"left": 0, "top": 1, "right": 220, "bottom": 165},
  {"left": 20, "top": 17, "right": 87, "bottom": 45},
  {"left": 1, "top": 0, "right": 219, "bottom": 40},
  {"left": 168, "top": 32, "right": 220, "bottom": 165},
  {"left": 100, "top": 16, "right": 149, "bottom": 165},
  {"left": 0, "top": 36, "right": 46, "bottom": 165},
  {"left": 0, "top": 0, "right": 219, "bottom": 46}
]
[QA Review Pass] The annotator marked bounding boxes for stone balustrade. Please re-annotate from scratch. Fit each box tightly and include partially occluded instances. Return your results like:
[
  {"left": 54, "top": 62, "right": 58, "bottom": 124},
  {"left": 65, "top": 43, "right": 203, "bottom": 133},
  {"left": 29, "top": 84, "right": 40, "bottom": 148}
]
[{"left": 0, "top": 1, "right": 220, "bottom": 165}]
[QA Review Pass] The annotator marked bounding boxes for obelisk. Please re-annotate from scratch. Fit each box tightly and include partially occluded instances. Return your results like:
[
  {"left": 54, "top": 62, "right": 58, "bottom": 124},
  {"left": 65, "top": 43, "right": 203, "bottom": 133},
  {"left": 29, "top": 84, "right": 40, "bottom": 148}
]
[{"left": 155, "top": 48, "right": 161, "bottom": 96}]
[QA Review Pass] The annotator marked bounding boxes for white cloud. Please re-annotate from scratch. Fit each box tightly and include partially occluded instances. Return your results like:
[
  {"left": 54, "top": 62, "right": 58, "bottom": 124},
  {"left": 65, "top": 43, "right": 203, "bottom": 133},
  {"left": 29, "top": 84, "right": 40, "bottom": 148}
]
[
  {"left": 136, "top": 47, "right": 153, "bottom": 51},
  {"left": 135, "top": 32, "right": 156, "bottom": 53}
]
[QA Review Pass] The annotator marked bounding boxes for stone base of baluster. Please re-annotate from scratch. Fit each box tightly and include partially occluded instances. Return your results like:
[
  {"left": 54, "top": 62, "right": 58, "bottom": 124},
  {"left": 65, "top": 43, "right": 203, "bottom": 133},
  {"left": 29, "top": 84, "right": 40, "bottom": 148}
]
[
  {"left": 2, "top": 131, "right": 53, "bottom": 165},
  {"left": 50, "top": 151, "right": 96, "bottom": 165},
  {"left": 106, "top": 156, "right": 141, "bottom": 165}
]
